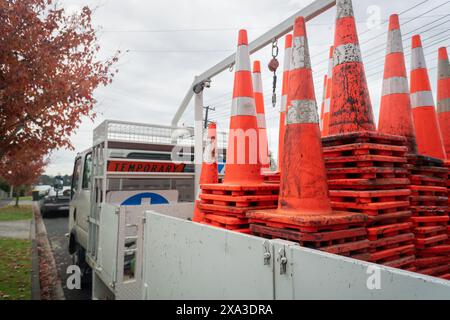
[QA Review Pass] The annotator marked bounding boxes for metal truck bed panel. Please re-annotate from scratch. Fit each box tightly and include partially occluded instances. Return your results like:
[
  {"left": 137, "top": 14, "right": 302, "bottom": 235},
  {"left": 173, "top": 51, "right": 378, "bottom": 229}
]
[
  {"left": 142, "top": 206, "right": 450, "bottom": 300},
  {"left": 143, "top": 212, "right": 274, "bottom": 300}
]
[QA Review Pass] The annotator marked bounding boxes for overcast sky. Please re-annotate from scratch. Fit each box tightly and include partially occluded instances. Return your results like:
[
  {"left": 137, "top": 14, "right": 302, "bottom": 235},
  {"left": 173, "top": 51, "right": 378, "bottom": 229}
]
[{"left": 45, "top": 0, "right": 450, "bottom": 175}]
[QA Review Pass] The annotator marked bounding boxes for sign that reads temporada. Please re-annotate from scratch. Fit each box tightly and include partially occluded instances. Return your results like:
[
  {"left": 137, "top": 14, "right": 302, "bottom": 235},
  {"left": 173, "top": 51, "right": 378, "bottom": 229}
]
[{"left": 107, "top": 160, "right": 186, "bottom": 173}]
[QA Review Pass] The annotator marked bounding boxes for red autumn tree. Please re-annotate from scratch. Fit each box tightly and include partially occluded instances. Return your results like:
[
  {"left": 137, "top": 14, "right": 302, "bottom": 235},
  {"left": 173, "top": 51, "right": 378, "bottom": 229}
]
[
  {"left": 0, "top": 0, "right": 119, "bottom": 159},
  {"left": 0, "top": 141, "right": 48, "bottom": 206}
]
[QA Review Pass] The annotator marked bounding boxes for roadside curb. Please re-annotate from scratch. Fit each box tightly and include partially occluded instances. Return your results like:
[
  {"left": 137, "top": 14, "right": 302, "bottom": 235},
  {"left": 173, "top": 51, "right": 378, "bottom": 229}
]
[
  {"left": 33, "top": 202, "right": 66, "bottom": 300},
  {"left": 30, "top": 214, "right": 41, "bottom": 300}
]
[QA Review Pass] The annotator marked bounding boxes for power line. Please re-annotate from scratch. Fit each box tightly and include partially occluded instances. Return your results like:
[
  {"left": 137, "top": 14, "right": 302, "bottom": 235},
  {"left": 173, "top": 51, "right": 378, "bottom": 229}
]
[{"left": 311, "top": 0, "right": 446, "bottom": 74}]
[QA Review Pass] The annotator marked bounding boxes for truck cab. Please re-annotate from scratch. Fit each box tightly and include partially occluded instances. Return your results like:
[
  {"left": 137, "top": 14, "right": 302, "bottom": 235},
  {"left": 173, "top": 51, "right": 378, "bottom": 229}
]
[{"left": 68, "top": 120, "right": 225, "bottom": 284}]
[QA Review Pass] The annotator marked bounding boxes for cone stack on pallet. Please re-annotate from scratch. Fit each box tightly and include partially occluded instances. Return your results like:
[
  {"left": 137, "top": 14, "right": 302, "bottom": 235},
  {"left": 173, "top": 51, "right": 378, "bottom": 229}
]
[
  {"left": 247, "top": 15, "right": 370, "bottom": 260},
  {"left": 407, "top": 154, "right": 449, "bottom": 279},
  {"left": 322, "top": 8, "right": 415, "bottom": 270},
  {"left": 406, "top": 35, "right": 450, "bottom": 279},
  {"left": 197, "top": 30, "right": 279, "bottom": 233},
  {"left": 437, "top": 46, "right": 450, "bottom": 279}
]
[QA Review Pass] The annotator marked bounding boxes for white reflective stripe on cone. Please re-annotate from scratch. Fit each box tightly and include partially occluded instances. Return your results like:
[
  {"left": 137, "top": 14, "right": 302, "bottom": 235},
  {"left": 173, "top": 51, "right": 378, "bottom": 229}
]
[
  {"left": 382, "top": 77, "right": 409, "bottom": 96},
  {"left": 286, "top": 100, "right": 319, "bottom": 124},
  {"left": 324, "top": 98, "right": 331, "bottom": 113},
  {"left": 386, "top": 29, "right": 404, "bottom": 54},
  {"left": 257, "top": 114, "right": 267, "bottom": 129},
  {"left": 280, "top": 95, "right": 288, "bottom": 113},
  {"left": 411, "top": 91, "right": 435, "bottom": 108},
  {"left": 411, "top": 47, "right": 427, "bottom": 70},
  {"left": 231, "top": 97, "right": 257, "bottom": 116},
  {"left": 333, "top": 43, "right": 362, "bottom": 67},
  {"left": 336, "top": 0, "right": 354, "bottom": 19},
  {"left": 291, "top": 36, "right": 311, "bottom": 70},
  {"left": 437, "top": 98, "right": 450, "bottom": 113},
  {"left": 252, "top": 73, "right": 263, "bottom": 93},
  {"left": 327, "top": 57, "right": 333, "bottom": 78},
  {"left": 284, "top": 47, "right": 293, "bottom": 72},
  {"left": 235, "top": 45, "right": 251, "bottom": 72},
  {"left": 438, "top": 60, "right": 450, "bottom": 79}
]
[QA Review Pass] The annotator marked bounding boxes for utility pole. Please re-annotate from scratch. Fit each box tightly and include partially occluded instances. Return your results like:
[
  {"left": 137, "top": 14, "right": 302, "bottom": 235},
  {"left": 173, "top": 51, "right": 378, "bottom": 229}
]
[{"left": 203, "top": 106, "right": 215, "bottom": 128}]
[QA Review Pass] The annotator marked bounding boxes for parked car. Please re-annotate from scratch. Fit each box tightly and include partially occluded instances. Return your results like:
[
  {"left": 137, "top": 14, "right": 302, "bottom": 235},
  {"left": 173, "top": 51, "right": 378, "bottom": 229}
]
[
  {"left": 33, "top": 185, "right": 52, "bottom": 197},
  {"left": 41, "top": 186, "right": 71, "bottom": 217}
]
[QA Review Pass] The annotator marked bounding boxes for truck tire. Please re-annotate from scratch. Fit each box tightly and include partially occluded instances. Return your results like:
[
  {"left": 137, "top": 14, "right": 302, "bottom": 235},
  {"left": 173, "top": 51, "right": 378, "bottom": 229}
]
[{"left": 72, "top": 243, "right": 91, "bottom": 283}]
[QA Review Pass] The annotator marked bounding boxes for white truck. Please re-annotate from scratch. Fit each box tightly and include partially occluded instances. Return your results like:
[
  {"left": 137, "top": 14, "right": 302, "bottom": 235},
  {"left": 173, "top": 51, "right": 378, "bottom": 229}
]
[
  {"left": 69, "top": 0, "right": 450, "bottom": 300},
  {"left": 67, "top": 120, "right": 450, "bottom": 300},
  {"left": 68, "top": 120, "right": 227, "bottom": 297}
]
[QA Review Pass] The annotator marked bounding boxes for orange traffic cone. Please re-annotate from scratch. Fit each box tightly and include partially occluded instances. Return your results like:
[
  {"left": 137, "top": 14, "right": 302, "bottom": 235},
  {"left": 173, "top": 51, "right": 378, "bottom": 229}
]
[
  {"left": 193, "top": 122, "right": 218, "bottom": 223},
  {"left": 198, "top": 30, "right": 279, "bottom": 233},
  {"left": 322, "top": 46, "right": 334, "bottom": 137},
  {"left": 253, "top": 60, "right": 270, "bottom": 170},
  {"left": 320, "top": 74, "right": 327, "bottom": 133},
  {"left": 223, "top": 30, "right": 263, "bottom": 184},
  {"left": 378, "top": 14, "right": 417, "bottom": 153},
  {"left": 410, "top": 35, "right": 446, "bottom": 159},
  {"left": 277, "top": 34, "right": 293, "bottom": 172},
  {"left": 248, "top": 17, "right": 366, "bottom": 230},
  {"left": 328, "top": 0, "right": 375, "bottom": 134},
  {"left": 437, "top": 47, "right": 450, "bottom": 159}
]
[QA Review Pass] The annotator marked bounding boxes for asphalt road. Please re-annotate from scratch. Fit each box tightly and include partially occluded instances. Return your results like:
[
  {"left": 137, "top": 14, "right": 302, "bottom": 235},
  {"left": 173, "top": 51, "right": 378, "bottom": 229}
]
[{"left": 43, "top": 211, "right": 91, "bottom": 300}]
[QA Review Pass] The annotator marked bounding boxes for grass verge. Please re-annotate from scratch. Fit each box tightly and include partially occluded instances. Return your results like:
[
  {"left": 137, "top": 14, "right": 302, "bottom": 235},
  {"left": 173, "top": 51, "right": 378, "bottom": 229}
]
[
  {"left": 0, "top": 205, "right": 33, "bottom": 221},
  {"left": 0, "top": 238, "right": 31, "bottom": 300}
]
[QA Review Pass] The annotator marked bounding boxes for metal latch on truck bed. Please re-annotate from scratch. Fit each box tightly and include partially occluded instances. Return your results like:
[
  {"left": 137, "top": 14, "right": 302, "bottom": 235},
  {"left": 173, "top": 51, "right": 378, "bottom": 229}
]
[
  {"left": 278, "top": 246, "right": 287, "bottom": 275},
  {"left": 263, "top": 240, "right": 271, "bottom": 265}
]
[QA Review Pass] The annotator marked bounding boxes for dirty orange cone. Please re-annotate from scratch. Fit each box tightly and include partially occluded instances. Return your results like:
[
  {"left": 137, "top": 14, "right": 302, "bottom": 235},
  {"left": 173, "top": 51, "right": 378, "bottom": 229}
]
[
  {"left": 198, "top": 30, "right": 279, "bottom": 233},
  {"left": 329, "top": 0, "right": 375, "bottom": 134},
  {"left": 253, "top": 60, "right": 270, "bottom": 171},
  {"left": 193, "top": 123, "right": 219, "bottom": 223},
  {"left": 248, "top": 17, "right": 368, "bottom": 258},
  {"left": 322, "top": 46, "right": 334, "bottom": 137},
  {"left": 277, "top": 34, "right": 293, "bottom": 172},
  {"left": 437, "top": 47, "right": 450, "bottom": 159},
  {"left": 410, "top": 35, "right": 446, "bottom": 160},
  {"left": 378, "top": 14, "right": 417, "bottom": 153},
  {"left": 320, "top": 74, "right": 327, "bottom": 133}
]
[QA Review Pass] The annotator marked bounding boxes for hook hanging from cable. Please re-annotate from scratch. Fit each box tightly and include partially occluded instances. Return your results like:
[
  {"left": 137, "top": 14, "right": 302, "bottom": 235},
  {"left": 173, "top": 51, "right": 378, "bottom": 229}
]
[{"left": 268, "top": 38, "right": 280, "bottom": 108}]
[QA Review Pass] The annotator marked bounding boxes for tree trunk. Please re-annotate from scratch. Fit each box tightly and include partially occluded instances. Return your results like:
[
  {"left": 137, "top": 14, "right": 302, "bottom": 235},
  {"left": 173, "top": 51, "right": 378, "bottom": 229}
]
[{"left": 15, "top": 194, "right": 19, "bottom": 207}]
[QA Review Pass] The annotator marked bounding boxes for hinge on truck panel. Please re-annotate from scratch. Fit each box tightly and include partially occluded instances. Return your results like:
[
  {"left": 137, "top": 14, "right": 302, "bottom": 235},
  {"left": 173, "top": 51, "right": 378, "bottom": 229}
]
[
  {"left": 263, "top": 240, "right": 271, "bottom": 265},
  {"left": 278, "top": 246, "right": 288, "bottom": 275}
]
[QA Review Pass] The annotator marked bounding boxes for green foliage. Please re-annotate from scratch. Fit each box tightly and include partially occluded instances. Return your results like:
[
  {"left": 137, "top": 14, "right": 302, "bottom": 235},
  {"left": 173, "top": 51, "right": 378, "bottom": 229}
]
[
  {"left": 0, "top": 206, "right": 33, "bottom": 221},
  {"left": 0, "top": 238, "right": 31, "bottom": 300}
]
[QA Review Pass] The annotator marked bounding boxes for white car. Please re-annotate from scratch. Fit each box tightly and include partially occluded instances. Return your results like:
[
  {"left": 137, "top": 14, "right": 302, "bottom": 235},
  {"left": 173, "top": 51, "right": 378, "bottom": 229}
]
[{"left": 33, "top": 185, "right": 52, "bottom": 197}]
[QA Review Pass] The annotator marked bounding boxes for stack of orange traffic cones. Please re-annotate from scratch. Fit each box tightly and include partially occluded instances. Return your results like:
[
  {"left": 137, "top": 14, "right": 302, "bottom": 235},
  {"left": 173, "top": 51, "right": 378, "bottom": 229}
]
[
  {"left": 192, "top": 122, "right": 219, "bottom": 223},
  {"left": 253, "top": 60, "right": 270, "bottom": 172},
  {"left": 437, "top": 48, "right": 450, "bottom": 254},
  {"left": 323, "top": 9, "right": 415, "bottom": 270},
  {"left": 248, "top": 16, "right": 369, "bottom": 259},
  {"left": 197, "top": 30, "right": 279, "bottom": 233},
  {"left": 321, "top": 46, "right": 334, "bottom": 137},
  {"left": 406, "top": 36, "right": 450, "bottom": 279},
  {"left": 408, "top": 154, "right": 449, "bottom": 279}
]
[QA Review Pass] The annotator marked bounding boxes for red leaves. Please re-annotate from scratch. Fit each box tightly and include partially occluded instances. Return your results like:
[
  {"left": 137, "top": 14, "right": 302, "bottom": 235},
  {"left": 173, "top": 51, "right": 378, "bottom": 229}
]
[
  {"left": 0, "top": 141, "right": 48, "bottom": 188},
  {"left": 0, "top": 0, "right": 119, "bottom": 160}
]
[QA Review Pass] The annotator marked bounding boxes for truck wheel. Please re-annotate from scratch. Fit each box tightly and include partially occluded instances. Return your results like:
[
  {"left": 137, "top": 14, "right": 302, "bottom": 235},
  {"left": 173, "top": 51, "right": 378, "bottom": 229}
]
[{"left": 72, "top": 243, "right": 91, "bottom": 283}]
